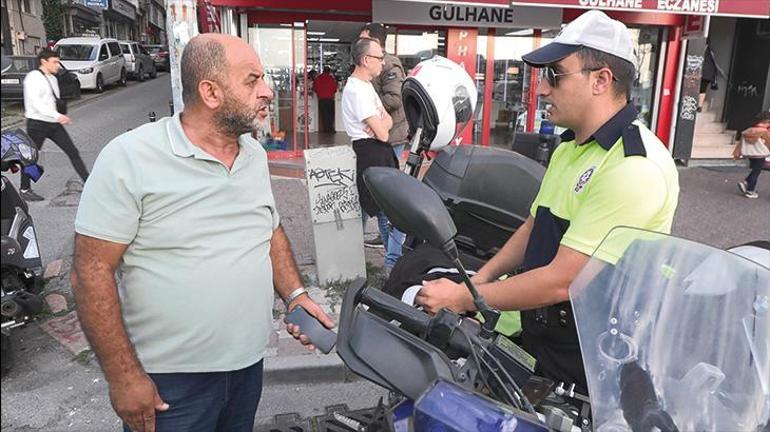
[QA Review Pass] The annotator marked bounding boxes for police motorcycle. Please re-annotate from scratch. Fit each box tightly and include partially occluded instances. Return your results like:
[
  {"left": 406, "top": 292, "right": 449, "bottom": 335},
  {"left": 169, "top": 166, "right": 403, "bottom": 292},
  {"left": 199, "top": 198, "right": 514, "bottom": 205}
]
[
  {"left": 336, "top": 173, "right": 770, "bottom": 430},
  {"left": 326, "top": 57, "right": 770, "bottom": 431},
  {"left": 1, "top": 128, "right": 45, "bottom": 375}
]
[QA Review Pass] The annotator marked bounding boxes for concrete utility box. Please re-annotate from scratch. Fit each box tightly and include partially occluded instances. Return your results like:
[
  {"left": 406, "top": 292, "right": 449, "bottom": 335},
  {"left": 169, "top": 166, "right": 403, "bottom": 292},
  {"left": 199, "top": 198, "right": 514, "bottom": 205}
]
[{"left": 304, "top": 146, "right": 366, "bottom": 284}]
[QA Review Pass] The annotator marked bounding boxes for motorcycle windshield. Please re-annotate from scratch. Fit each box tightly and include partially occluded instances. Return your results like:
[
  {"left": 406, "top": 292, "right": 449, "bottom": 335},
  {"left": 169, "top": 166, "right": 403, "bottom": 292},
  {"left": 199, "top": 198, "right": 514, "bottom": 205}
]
[{"left": 569, "top": 228, "right": 770, "bottom": 432}]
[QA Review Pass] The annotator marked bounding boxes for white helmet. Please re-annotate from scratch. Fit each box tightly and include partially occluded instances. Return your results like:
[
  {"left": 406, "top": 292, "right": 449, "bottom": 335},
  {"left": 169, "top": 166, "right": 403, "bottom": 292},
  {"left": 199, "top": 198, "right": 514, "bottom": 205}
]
[{"left": 402, "top": 56, "right": 477, "bottom": 151}]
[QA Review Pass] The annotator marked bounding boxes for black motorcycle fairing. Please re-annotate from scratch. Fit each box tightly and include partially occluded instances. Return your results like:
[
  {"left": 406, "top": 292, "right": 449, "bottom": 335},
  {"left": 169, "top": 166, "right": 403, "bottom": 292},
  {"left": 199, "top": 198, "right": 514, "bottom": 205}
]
[
  {"left": 422, "top": 145, "right": 544, "bottom": 260},
  {"left": 1, "top": 236, "right": 27, "bottom": 270},
  {"left": 336, "top": 279, "right": 464, "bottom": 400}
]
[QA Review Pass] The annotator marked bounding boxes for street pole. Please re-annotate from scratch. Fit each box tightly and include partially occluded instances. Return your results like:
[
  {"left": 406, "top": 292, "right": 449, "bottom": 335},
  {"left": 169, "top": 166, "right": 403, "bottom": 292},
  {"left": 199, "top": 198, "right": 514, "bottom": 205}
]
[{"left": 165, "top": 0, "right": 198, "bottom": 115}]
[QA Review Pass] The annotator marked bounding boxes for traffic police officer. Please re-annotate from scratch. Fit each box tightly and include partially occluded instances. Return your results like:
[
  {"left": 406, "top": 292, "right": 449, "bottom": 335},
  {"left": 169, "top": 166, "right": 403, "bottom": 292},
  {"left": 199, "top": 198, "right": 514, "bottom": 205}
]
[{"left": 414, "top": 10, "right": 680, "bottom": 394}]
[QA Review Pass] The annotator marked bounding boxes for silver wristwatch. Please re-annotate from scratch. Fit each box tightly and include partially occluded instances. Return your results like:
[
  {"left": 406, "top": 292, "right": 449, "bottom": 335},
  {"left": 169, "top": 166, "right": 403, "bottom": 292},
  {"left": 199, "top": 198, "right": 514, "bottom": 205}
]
[{"left": 283, "top": 287, "right": 308, "bottom": 308}]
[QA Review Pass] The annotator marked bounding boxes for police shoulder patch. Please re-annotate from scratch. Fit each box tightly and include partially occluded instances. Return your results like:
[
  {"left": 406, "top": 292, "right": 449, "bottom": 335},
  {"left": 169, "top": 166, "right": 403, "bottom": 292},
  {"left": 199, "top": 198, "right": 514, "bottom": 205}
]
[
  {"left": 386, "top": 71, "right": 397, "bottom": 80},
  {"left": 574, "top": 166, "right": 596, "bottom": 193}
]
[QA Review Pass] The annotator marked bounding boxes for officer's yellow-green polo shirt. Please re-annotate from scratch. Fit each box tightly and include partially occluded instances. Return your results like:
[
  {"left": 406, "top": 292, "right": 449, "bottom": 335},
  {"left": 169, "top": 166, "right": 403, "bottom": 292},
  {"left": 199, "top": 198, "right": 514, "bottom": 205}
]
[{"left": 519, "top": 103, "right": 680, "bottom": 392}]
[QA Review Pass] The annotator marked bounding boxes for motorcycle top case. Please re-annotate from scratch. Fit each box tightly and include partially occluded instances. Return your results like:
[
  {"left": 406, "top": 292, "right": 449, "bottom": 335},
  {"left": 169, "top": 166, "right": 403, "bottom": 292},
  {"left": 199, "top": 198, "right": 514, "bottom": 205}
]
[{"left": 422, "top": 145, "right": 545, "bottom": 259}]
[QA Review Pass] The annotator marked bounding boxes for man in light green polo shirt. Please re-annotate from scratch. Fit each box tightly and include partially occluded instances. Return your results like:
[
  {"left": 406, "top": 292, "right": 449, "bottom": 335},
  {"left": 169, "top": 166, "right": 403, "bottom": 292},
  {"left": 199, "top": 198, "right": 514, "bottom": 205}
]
[
  {"left": 413, "top": 10, "right": 679, "bottom": 394},
  {"left": 71, "top": 34, "right": 333, "bottom": 432}
]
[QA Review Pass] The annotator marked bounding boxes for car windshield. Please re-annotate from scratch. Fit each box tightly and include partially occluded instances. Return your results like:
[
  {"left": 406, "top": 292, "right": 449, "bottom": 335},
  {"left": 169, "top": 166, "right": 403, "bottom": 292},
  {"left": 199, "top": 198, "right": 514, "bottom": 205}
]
[
  {"left": 56, "top": 44, "right": 96, "bottom": 61},
  {"left": 147, "top": 47, "right": 166, "bottom": 54},
  {"left": 120, "top": 44, "right": 131, "bottom": 54},
  {"left": 6, "top": 57, "right": 35, "bottom": 73}
]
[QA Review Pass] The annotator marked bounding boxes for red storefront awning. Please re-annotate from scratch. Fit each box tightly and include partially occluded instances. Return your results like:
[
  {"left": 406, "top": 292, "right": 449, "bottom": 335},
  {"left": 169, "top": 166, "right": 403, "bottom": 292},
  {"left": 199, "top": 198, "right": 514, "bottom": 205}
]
[{"left": 510, "top": 0, "right": 770, "bottom": 18}]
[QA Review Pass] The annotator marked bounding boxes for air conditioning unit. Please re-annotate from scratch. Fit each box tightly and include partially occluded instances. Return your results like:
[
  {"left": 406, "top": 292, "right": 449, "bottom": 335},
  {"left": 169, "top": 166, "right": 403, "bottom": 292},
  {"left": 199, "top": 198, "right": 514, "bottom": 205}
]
[{"left": 16, "top": 31, "right": 27, "bottom": 40}]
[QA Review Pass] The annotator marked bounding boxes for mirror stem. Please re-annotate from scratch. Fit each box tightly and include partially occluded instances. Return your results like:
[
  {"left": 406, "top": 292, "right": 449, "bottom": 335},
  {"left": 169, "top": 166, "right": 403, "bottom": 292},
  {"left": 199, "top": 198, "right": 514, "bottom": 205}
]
[
  {"left": 404, "top": 127, "right": 424, "bottom": 178},
  {"left": 444, "top": 242, "right": 500, "bottom": 339}
]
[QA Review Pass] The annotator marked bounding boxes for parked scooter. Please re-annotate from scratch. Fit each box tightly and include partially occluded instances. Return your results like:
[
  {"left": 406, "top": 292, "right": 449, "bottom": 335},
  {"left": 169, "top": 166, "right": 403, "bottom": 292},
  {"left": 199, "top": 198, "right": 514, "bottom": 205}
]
[{"left": 1, "top": 128, "right": 45, "bottom": 375}]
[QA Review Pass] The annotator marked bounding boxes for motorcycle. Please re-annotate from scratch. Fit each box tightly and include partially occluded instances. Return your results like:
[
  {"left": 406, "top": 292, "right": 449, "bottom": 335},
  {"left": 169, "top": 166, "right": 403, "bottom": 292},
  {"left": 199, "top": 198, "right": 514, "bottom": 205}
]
[
  {"left": 285, "top": 56, "right": 768, "bottom": 431},
  {"left": 330, "top": 167, "right": 770, "bottom": 432},
  {"left": 1, "top": 128, "right": 45, "bottom": 375}
]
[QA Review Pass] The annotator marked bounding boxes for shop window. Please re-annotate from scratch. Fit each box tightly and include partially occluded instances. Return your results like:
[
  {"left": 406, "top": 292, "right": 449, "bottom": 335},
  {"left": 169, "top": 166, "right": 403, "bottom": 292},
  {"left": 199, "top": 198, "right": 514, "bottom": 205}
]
[
  {"left": 394, "top": 29, "right": 447, "bottom": 75},
  {"left": 628, "top": 27, "right": 662, "bottom": 127},
  {"left": 247, "top": 24, "right": 300, "bottom": 151},
  {"left": 530, "top": 26, "right": 661, "bottom": 132},
  {"left": 481, "top": 30, "right": 554, "bottom": 148}
]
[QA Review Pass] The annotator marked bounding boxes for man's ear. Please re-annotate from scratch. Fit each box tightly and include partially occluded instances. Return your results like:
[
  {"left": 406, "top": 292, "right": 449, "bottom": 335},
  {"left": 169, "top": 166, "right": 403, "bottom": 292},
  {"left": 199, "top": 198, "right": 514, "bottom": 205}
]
[
  {"left": 592, "top": 68, "right": 614, "bottom": 97},
  {"left": 198, "top": 79, "right": 223, "bottom": 109}
]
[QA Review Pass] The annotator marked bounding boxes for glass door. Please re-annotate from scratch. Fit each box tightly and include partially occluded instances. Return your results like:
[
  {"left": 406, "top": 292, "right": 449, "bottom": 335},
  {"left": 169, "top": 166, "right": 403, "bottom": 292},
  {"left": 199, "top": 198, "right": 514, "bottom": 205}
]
[
  {"left": 628, "top": 26, "right": 662, "bottom": 128},
  {"left": 247, "top": 24, "right": 296, "bottom": 153}
]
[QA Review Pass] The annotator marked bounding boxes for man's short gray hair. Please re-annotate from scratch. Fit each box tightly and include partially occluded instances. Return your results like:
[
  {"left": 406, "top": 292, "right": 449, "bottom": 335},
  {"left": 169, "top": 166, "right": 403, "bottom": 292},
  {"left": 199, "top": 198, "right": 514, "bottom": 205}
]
[
  {"left": 181, "top": 38, "right": 229, "bottom": 106},
  {"left": 351, "top": 38, "right": 378, "bottom": 67}
]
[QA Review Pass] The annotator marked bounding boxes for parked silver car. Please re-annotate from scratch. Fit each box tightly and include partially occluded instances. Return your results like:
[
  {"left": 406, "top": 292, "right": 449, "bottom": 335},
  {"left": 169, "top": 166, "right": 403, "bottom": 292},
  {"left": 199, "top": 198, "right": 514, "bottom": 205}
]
[{"left": 119, "top": 41, "right": 156, "bottom": 81}]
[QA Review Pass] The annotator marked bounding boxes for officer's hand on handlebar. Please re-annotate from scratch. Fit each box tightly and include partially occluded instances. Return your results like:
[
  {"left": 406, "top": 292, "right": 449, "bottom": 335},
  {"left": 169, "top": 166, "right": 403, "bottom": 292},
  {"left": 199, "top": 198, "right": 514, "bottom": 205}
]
[
  {"left": 470, "top": 272, "right": 492, "bottom": 286},
  {"left": 415, "top": 278, "right": 474, "bottom": 315},
  {"left": 284, "top": 295, "right": 335, "bottom": 351}
]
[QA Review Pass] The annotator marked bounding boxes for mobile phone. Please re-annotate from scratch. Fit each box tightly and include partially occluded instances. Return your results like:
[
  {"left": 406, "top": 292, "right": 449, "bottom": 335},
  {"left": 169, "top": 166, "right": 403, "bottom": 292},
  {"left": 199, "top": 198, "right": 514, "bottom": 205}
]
[{"left": 285, "top": 306, "right": 337, "bottom": 354}]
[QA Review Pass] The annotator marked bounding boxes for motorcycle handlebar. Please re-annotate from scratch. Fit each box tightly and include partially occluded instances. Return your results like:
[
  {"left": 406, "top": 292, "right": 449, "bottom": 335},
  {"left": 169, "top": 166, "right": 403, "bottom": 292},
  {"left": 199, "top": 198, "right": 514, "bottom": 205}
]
[{"left": 358, "top": 287, "right": 432, "bottom": 335}]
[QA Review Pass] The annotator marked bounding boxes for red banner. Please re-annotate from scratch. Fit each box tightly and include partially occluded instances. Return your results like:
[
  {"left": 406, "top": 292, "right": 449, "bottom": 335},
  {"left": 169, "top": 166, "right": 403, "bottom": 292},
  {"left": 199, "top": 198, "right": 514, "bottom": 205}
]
[{"left": 510, "top": 0, "right": 770, "bottom": 18}]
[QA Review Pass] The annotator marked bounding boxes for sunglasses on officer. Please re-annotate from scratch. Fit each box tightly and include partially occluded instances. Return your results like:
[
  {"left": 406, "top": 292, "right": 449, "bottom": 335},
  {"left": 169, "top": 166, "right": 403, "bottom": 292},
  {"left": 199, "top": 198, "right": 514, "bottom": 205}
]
[{"left": 542, "top": 65, "right": 617, "bottom": 88}]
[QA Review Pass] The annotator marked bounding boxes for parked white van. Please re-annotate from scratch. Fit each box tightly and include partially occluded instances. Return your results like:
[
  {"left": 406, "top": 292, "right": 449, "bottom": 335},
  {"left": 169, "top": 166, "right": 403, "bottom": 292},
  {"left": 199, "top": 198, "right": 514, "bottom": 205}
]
[{"left": 54, "top": 37, "right": 127, "bottom": 92}]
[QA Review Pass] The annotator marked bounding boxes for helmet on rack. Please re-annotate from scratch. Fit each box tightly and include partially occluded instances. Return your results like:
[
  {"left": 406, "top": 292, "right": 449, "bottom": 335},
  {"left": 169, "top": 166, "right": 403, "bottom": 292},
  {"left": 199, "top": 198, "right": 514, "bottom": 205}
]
[{"left": 401, "top": 56, "right": 477, "bottom": 151}]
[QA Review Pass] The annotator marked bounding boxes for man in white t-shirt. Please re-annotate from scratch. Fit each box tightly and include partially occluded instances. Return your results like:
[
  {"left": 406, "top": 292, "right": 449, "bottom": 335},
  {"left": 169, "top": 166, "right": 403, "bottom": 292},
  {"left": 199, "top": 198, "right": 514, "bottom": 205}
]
[{"left": 342, "top": 37, "right": 405, "bottom": 274}]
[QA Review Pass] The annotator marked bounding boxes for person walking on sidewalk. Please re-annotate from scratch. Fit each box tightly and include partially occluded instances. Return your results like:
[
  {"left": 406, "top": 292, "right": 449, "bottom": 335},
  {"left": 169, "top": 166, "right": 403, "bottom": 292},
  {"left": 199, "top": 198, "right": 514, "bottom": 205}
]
[
  {"left": 342, "top": 37, "right": 404, "bottom": 274},
  {"left": 312, "top": 66, "right": 338, "bottom": 133},
  {"left": 71, "top": 34, "right": 333, "bottom": 432},
  {"left": 20, "top": 48, "right": 89, "bottom": 201},
  {"left": 734, "top": 110, "right": 770, "bottom": 199}
]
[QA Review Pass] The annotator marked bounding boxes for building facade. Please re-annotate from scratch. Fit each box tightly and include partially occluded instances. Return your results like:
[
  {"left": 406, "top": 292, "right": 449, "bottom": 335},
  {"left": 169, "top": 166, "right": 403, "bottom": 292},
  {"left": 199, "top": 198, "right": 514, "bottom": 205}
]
[
  {"left": 200, "top": 0, "right": 769, "bottom": 161},
  {"left": 1, "top": 0, "right": 47, "bottom": 55}
]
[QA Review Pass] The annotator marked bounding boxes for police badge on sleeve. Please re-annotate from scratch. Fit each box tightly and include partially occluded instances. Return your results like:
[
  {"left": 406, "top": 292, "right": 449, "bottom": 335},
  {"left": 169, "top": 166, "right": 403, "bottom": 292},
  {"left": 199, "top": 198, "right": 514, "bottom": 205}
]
[{"left": 574, "top": 166, "right": 596, "bottom": 193}]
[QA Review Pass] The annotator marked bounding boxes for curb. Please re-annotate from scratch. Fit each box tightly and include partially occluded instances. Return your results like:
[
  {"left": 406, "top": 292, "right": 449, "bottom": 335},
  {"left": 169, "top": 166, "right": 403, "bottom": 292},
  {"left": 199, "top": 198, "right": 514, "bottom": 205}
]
[{"left": 263, "top": 351, "right": 357, "bottom": 385}]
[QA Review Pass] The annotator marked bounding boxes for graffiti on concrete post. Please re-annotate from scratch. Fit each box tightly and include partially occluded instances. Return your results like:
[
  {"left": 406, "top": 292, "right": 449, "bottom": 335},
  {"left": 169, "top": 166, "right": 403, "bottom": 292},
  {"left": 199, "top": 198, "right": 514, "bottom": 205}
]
[
  {"left": 680, "top": 96, "right": 698, "bottom": 121},
  {"left": 737, "top": 83, "right": 759, "bottom": 98},
  {"left": 305, "top": 146, "right": 361, "bottom": 224},
  {"left": 683, "top": 54, "right": 704, "bottom": 91}
]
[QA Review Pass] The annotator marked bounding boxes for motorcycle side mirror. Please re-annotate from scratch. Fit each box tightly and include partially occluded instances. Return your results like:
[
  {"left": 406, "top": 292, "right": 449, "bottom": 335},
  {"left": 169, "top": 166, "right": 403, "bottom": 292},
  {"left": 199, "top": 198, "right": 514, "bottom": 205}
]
[
  {"left": 363, "top": 167, "right": 500, "bottom": 337},
  {"left": 362, "top": 167, "right": 457, "bottom": 254}
]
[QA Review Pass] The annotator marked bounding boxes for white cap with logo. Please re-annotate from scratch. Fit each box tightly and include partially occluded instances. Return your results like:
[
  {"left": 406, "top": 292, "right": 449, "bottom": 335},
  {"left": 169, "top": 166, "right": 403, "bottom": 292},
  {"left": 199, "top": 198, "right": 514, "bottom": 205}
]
[{"left": 522, "top": 10, "right": 636, "bottom": 68}]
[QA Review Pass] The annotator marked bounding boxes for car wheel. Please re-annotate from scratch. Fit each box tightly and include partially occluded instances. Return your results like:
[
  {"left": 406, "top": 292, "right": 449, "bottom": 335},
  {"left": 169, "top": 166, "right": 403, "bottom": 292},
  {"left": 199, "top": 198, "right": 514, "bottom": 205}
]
[
  {"left": 95, "top": 74, "right": 104, "bottom": 93},
  {"left": 119, "top": 69, "right": 127, "bottom": 86},
  {"left": 149, "top": 65, "right": 157, "bottom": 79},
  {"left": 137, "top": 65, "right": 145, "bottom": 82}
]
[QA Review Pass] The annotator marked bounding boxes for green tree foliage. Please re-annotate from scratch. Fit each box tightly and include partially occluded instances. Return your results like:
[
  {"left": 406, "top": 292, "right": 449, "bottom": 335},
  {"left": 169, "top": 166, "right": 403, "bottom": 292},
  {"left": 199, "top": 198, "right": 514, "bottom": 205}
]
[{"left": 41, "top": 0, "right": 64, "bottom": 42}]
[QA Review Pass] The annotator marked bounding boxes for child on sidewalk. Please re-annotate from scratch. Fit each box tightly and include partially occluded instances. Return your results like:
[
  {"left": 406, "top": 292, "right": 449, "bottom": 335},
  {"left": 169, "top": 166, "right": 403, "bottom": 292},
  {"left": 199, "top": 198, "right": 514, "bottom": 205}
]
[{"left": 733, "top": 111, "right": 770, "bottom": 199}]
